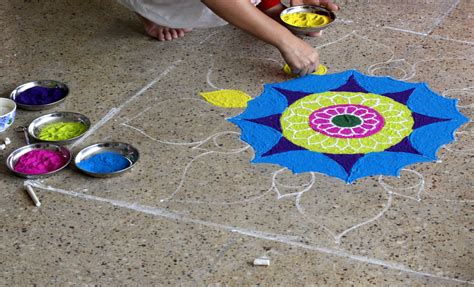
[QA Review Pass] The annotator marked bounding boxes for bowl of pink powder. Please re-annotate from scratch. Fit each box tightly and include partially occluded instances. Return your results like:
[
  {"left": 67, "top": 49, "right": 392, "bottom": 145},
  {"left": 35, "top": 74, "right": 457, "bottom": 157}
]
[
  {"left": 6, "top": 143, "right": 72, "bottom": 178},
  {"left": 10, "top": 80, "right": 69, "bottom": 111}
]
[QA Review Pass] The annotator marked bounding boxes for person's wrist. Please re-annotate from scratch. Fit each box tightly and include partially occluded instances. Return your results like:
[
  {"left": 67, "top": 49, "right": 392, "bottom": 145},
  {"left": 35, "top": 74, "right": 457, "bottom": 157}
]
[{"left": 274, "top": 32, "right": 299, "bottom": 53}]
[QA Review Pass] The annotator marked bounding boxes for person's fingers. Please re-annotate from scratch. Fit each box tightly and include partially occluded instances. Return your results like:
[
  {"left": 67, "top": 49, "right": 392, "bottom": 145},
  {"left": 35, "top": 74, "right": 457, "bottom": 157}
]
[
  {"left": 299, "top": 0, "right": 321, "bottom": 6},
  {"left": 319, "top": 0, "right": 339, "bottom": 11},
  {"left": 290, "top": 0, "right": 303, "bottom": 6},
  {"left": 301, "top": 68, "right": 310, "bottom": 77},
  {"left": 306, "top": 63, "right": 314, "bottom": 75},
  {"left": 306, "top": 31, "right": 323, "bottom": 37},
  {"left": 292, "top": 0, "right": 340, "bottom": 10},
  {"left": 170, "top": 29, "right": 178, "bottom": 39},
  {"left": 291, "top": 67, "right": 302, "bottom": 75},
  {"left": 298, "top": 63, "right": 310, "bottom": 77},
  {"left": 164, "top": 29, "right": 172, "bottom": 41},
  {"left": 309, "top": 62, "right": 317, "bottom": 74}
]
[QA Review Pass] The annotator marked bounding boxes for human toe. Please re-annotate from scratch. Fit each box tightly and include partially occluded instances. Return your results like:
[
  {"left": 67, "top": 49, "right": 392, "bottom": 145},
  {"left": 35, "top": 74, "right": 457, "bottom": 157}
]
[
  {"left": 170, "top": 29, "right": 179, "bottom": 39},
  {"left": 306, "top": 31, "right": 323, "bottom": 37},
  {"left": 163, "top": 29, "right": 172, "bottom": 41}
]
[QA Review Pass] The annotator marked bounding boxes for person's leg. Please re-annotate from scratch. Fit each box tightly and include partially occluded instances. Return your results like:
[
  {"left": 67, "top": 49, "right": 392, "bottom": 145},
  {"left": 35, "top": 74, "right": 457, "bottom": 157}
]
[
  {"left": 258, "top": 0, "right": 322, "bottom": 36},
  {"left": 138, "top": 13, "right": 192, "bottom": 41}
]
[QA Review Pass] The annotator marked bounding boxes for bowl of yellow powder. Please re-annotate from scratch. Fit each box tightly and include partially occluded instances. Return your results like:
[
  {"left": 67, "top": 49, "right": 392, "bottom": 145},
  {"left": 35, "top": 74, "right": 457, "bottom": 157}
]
[
  {"left": 28, "top": 112, "right": 91, "bottom": 145},
  {"left": 280, "top": 5, "right": 336, "bottom": 34}
]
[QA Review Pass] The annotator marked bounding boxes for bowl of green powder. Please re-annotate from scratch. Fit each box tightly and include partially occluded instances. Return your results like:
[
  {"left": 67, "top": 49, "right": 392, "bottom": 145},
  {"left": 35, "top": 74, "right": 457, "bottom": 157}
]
[
  {"left": 74, "top": 142, "right": 139, "bottom": 177},
  {"left": 28, "top": 112, "right": 91, "bottom": 145}
]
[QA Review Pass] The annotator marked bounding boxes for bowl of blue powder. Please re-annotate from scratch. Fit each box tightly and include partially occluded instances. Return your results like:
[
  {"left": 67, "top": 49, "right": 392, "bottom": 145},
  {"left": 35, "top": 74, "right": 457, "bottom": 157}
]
[
  {"left": 10, "top": 80, "right": 69, "bottom": 111},
  {"left": 74, "top": 142, "right": 139, "bottom": 177}
]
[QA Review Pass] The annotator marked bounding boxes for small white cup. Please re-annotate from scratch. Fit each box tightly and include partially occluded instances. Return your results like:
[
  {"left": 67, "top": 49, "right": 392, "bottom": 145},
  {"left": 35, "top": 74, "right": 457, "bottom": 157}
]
[{"left": 0, "top": 98, "right": 17, "bottom": 132}]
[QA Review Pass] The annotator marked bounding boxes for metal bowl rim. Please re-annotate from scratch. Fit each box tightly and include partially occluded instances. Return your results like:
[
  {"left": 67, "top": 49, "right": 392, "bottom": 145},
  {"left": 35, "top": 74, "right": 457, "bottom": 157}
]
[
  {"left": 6, "top": 143, "right": 72, "bottom": 178},
  {"left": 27, "top": 111, "right": 91, "bottom": 143},
  {"left": 0, "top": 98, "right": 17, "bottom": 116},
  {"left": 10, "top": 80, "right": 69, "bottom": 110},
  {"left": 280, "top": 5, "right": 336, "bottom": 29},
  {"left": 74, "top": 142, "right": 140, "bottom": 177}
]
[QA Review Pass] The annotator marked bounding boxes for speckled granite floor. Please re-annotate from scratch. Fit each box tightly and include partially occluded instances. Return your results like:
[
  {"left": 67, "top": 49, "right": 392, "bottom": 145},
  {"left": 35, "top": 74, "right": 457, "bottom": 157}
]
[{"left": 1, "top": 0, "right": 473, "bottom": 285}]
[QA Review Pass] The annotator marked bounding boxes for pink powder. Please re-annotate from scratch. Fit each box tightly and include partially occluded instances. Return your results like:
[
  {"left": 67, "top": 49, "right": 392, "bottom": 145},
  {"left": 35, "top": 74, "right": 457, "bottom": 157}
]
[{"left": 14, "top": 149, "right": 67, "bottom": 175}]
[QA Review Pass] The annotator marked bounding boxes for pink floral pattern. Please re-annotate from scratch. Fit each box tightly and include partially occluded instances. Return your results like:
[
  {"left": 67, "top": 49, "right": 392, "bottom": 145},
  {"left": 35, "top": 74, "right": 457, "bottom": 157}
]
[{"left": 309, "top": 104, "right": 385, "bottom": 138}]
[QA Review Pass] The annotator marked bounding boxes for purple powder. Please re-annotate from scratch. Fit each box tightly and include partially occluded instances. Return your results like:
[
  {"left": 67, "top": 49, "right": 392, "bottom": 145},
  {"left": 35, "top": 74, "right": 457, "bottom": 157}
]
[{"left": 15, "top": 86, "right": 67, "bottom": 105}]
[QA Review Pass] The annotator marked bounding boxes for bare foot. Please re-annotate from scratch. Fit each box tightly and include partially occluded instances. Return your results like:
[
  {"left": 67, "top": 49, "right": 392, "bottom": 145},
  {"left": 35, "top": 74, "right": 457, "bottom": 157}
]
[{"left": 138, "top": 14, "right": 192, "bottom": 41}]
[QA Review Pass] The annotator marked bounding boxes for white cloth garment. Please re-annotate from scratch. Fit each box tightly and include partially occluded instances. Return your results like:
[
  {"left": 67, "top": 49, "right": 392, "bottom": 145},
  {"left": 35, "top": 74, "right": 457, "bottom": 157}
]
[{"left": 118, "top": 0, "right": 261, "bottom": 29}]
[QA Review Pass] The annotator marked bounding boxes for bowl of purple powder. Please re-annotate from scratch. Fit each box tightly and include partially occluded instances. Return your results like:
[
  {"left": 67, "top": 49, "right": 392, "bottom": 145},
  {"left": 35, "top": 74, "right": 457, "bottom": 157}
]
[
  {"left": 74, "top": 142, "right": 139, "bottom": 178},
  {"left": 10, "top": 80, "right": 69, "bottom": 111}
]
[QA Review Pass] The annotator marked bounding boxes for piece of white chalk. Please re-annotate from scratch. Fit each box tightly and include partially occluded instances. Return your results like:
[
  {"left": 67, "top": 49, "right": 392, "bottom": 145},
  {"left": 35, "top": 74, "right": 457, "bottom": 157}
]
[
  {"left": 4, "top": 137, "right": 11, "bottom": 145},
  {"left": 25, "top": 184, "right": 41, "bottom": 207},
  {"left": 253, "top": 257, "right": 270, "bottom": 266},
  {"left": 0, "top": 144, "right": 5, "bottom": 151}
]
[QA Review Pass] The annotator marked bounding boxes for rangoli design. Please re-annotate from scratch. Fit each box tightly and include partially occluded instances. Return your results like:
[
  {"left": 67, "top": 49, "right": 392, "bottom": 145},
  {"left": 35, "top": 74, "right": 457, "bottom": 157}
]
[
  {"left": 200, "top": 89, "right": 252, "bottom": 108},
  {"left": 229, "top": 70, "right": 468, "bottom": 183}
]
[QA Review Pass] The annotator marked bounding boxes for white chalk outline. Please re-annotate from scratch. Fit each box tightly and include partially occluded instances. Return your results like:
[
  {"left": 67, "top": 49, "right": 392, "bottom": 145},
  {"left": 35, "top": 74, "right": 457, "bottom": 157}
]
[
  {"left": 383, "top": 26, "right": 474, "bottom": 46},
  {"left": 206, "top": 55, "right": 222, "bottom": 90},
  {"left": 120, "top": 97, "right": 233, "bottom": 146},
  {"left": 379, "top": 169, "right": 425, "bottom": 202},
  {"left": 31, "top": 23, "right": 474, "bottom": 283},
  {"left": 71, "top": 59, "right": 183, "bottom": 149},
  {"left": 443, "top": 87, "right": 474, "bottom": 108},
  {"left": 295, "top": 181, "right": 394, "bottom": 244},
  {"left": 25, "top": 180, "right": 473, "bottom": 285}
]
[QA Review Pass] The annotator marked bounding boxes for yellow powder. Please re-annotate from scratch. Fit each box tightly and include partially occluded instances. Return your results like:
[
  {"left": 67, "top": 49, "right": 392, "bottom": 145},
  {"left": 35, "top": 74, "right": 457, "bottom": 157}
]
[
  {"left": 38, "top": 122, "right": 88, "bottom": 141},
  {"left": 283, "top": 64, "right": 328, "bottom": 76},
  {"left": 281, "top": 12, "right": 331, "bottom": 27},
  {"left": 199, "top": 90, "right": 251, "bottom": 108}
]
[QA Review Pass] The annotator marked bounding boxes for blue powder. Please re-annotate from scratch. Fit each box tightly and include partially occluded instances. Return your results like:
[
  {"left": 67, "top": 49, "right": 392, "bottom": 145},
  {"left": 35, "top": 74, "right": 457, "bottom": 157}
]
[
  {"left": 77, "top": 152, "right": 130, "bottom": 173},
  {"left": 16, "top": 86, "right": 67, "bottom": 105}
]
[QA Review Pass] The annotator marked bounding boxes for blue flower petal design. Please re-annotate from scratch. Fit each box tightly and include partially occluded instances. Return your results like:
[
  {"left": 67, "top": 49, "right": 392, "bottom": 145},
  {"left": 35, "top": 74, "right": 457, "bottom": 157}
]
[
  {"left": 229, "top": 70, "right": 469, "bottom": 183},
  {"left": 253, "top": 150, "right": 348, "bottom": 181}
]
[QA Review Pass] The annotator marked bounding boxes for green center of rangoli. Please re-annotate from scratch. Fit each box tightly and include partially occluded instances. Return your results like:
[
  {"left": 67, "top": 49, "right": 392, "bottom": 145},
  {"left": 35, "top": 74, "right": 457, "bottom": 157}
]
[{"left": 331, "top": 114, "right": 362, "bottom": 127}]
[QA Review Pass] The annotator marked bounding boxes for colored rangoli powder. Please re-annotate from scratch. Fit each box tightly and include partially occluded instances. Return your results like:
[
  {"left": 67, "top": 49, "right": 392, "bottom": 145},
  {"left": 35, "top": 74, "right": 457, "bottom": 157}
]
[
  {"left": 14, "top": 149, "right": 67, "bottom": 174},
  {"left": 16, "top": 86, "right": 67, "bottom": 105},
  {"left": 38, "top": 122, "right": 88, "bottom": 141},
  {"left": 281, "top": 12, "right": 331, "bottom": 27},
  {"left": 200, "top": 90, "right": 252, "bottom": 108},
  {"left": 283, "top": 63, "right": 327, "bottom": 76},
  {"left": 77, "top": 152, "right": 131, "bottom": 173}
]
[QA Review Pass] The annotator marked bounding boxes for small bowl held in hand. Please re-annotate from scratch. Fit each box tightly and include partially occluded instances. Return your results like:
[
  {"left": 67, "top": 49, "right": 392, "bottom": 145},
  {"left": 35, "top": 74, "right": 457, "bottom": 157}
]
[{"left": 280, "top": 5, "right": 336, "bottom": 34}]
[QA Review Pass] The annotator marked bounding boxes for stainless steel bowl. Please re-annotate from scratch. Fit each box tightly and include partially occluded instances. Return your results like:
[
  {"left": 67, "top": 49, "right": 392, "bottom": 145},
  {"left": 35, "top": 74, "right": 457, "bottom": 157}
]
[
  {"left": 28, "top": 112, "right": 91, "bottom": 145},
  {"left": 10, "top": 80, "right": 69, "bottom": 111},
  {"left": 74, "top": 142, "right": 139, "bottom": 178},
  {"left": 6, "top": 143, "right": 71, "bottom": 179},
  {"left": 280, "top": 5, "right": 336, "bottom": 34}
]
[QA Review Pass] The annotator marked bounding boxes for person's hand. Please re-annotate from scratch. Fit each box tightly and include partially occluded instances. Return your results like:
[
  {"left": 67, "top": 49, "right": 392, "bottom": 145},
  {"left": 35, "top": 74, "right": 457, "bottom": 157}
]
[
  {"left": 290, "top": 0, "right": 340, "bottom": 12},
  {"left": 278, "top": 36, "right": 319, "bottom": 77}
]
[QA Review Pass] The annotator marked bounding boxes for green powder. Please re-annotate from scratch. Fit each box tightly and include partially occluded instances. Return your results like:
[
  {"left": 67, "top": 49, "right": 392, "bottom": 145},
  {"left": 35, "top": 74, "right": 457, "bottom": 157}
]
[
  {"left": 38, "top": 122, "right": 88, "bottom": 141},
  {"left": 331, "top": 114, "right": 362, "bottom": 127}
]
